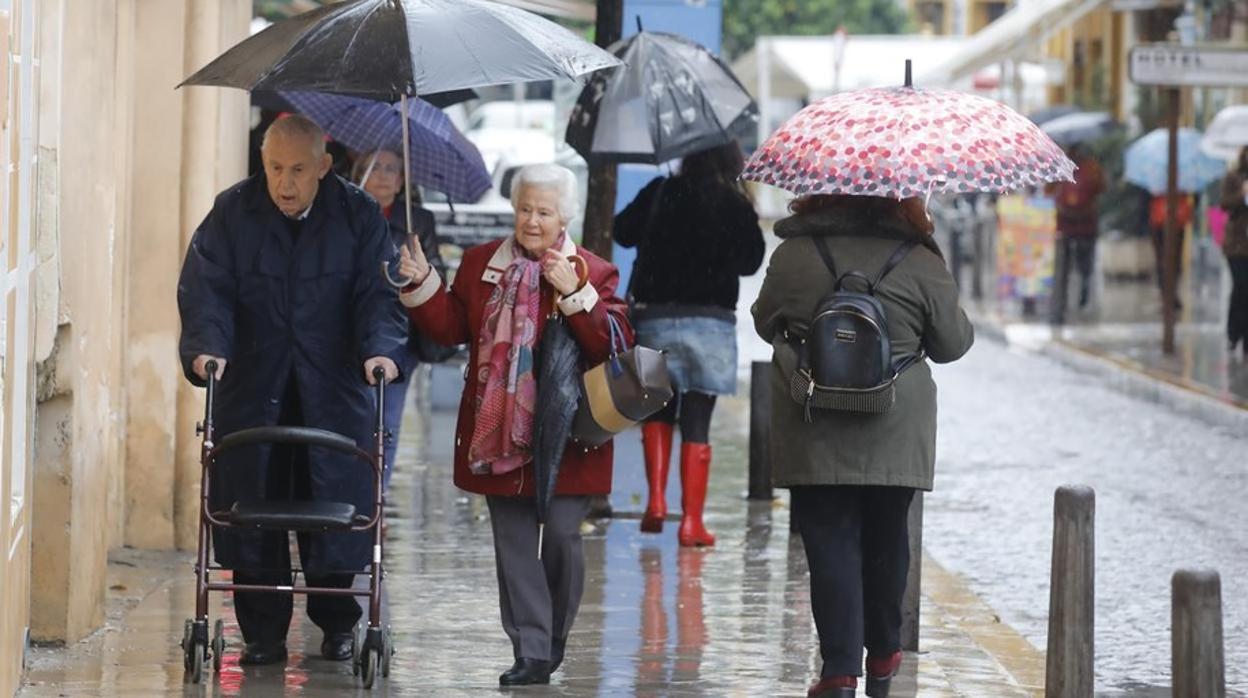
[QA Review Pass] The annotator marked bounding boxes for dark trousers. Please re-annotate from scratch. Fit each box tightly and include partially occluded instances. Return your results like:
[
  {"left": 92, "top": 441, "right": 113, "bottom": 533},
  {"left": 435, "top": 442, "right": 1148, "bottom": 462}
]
[
  {"left": 1151, "top": 225, "right": 1186, "bottom": 301},
  {"left": 1052, "top": 235, "right": 1096, "bottom": 322},
  {"left": 650, "top": 391, "right": 717, "bottom": 443},
  {"left": 233, "top": 377, "right": 362, "bottom": 646},
  {"left": 486, "top": 495, "right": 590, "bottom": 661},
  {"left": 1228, "top": 257, "right": 1248, "bottom": 348},
  {"left": 791, "top": 485, "right": 915, "bottom": 678}
]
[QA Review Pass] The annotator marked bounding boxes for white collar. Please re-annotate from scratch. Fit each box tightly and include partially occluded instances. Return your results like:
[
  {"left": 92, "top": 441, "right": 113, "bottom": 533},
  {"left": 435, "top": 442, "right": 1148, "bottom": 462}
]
[{"left": 481, "top": 234, "right": 577, "bottom": 284}]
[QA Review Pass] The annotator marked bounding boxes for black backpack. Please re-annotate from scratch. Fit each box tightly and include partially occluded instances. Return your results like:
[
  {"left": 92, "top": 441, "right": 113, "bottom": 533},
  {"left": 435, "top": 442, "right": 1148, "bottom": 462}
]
[{"left": 789, "top": 237, "right": 923, "bottom": 421}]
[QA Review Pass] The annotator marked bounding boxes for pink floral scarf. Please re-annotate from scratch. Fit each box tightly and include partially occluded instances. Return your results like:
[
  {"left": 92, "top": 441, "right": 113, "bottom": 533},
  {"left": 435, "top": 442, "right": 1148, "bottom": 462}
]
[{"left": 467, "top": 238, "right": 550, "bottom": 475}]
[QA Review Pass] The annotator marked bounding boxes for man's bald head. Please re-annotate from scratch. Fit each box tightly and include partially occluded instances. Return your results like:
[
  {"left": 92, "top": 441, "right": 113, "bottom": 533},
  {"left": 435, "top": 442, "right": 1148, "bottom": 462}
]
[{"left": 261, "top": 114, "right": 333, "bottom": 217}]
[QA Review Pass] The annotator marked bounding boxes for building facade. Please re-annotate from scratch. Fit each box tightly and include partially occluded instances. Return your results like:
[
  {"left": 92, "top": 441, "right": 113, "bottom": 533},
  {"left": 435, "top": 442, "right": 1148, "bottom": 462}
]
[{"left": 0, "top": 1, "right": 249, "bottom": 693}]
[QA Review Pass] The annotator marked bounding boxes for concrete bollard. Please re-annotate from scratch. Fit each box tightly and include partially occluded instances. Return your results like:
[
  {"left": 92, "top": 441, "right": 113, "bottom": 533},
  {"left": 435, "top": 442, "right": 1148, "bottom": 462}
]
[
  {"left": 1045, "top": 485, "right": 1095, "bottom": 698},
  {"left": 748, "top": 361, "right": 773, "bottom": 501},
  {"left": 1172, "top": 569, "right": 1226, "bottom": 698}
]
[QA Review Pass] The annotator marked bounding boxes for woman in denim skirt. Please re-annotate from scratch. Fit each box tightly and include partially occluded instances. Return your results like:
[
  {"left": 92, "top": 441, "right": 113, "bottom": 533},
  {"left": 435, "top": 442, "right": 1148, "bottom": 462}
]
[{"left": 614, "top": 142, "right": 765, "bottom": 546}]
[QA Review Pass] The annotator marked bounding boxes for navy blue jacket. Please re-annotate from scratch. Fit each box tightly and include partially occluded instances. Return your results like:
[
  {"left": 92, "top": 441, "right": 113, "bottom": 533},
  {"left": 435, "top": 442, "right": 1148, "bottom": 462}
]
[{"left": 177, "top": 172, "right": 406, "bottom": 572}]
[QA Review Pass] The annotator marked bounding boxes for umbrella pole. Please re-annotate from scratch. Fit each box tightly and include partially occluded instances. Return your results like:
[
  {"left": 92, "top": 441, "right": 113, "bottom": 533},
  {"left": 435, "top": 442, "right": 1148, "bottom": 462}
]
[
  {"left": 401, "top": 94, "right": 415, "bottom": 249},
  {"left": 379, "top": 95, "right": 418, "bottom": 288},
  {"left": 537, "top": 523, "right": 545, "bottom": 560}
]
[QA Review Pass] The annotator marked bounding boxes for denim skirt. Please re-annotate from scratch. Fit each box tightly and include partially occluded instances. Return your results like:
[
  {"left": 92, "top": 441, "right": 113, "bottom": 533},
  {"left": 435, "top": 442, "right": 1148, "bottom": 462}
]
[{"left": 633, "top": 313, "right": 738, "bottom": 395}]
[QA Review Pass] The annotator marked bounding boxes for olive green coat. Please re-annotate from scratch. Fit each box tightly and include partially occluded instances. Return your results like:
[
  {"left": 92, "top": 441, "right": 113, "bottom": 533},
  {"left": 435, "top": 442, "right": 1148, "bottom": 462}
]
[{"left": 751, "top": 209, "right": 974, "bottom": 491}]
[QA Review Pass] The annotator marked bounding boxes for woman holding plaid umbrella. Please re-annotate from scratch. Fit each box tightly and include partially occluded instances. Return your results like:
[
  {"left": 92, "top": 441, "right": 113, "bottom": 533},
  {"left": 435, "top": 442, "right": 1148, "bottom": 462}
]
[{"left": 352, "top": 149, "right": 451, "bottom": 490}]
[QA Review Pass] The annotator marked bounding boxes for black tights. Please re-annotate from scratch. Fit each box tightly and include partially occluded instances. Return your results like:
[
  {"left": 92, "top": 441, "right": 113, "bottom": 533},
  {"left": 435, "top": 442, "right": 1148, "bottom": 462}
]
[{"left": 650, "top": 391, "right": 717, "bottom": 444}]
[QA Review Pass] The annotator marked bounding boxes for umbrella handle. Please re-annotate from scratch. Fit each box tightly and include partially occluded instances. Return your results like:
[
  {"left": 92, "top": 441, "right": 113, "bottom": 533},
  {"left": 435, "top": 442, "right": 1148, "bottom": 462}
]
[
  {"left": 381, "top": 236, "right": 422, "bottom": 288},
  {"left": 382, "top": 260, "right": 413, "bottom": 288}
]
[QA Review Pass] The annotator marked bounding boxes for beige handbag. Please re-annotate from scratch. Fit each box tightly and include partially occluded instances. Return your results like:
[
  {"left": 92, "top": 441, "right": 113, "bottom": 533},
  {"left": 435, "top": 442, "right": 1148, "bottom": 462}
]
[{"left": 571, "top": 315, "right": 673, "bottom": 447}]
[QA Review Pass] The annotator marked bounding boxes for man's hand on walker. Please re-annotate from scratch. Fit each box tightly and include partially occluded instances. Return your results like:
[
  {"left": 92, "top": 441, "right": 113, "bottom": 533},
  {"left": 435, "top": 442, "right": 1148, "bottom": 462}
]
[
  {"left": 364, "top": 356, "right": 399, "bottom": 385},
  {"left": 193, "top": 354, "right": 227, "bottom": 381}
]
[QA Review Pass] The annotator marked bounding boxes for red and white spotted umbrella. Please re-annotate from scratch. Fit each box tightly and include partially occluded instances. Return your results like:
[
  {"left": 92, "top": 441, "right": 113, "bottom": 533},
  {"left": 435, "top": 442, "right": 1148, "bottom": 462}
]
[{"left": 742, "top": 78, "right": 1075, "bottom": 199}]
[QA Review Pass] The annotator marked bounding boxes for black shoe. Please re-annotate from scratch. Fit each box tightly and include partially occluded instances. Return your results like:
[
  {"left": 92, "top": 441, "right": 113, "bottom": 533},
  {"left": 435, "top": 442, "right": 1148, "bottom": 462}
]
[
  {"left": 499, "top": 658, "right": 552, "bottom": 686},
  {"left": 320, "top": 632, "right": 353, "bottom": 661},
  {"left": 240, "top": 641, "right": 287, "bottom": 665}
]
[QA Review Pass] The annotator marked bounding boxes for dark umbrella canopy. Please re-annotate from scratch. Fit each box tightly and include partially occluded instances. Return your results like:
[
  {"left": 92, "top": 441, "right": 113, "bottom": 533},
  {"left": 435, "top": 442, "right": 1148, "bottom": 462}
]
[
  {"left": 251, "top": 87, "right": 478, "bottom": 112},
  {"left": 566, "top": 31, "right": 758, "bottom": 165},
  {"left": 179, "top": 0, "right": 622, "bottom": 101},
  {"left": 531, "top": 316, "right": 581, "bottom": 557}
]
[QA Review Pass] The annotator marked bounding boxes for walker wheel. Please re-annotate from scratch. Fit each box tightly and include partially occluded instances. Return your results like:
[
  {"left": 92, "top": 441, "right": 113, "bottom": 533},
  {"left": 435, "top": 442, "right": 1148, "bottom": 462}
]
[
  {"left": 360, "top": 645, "right": 377, "bottom": 688},
  {"left": 211, "top": 618, "right": 225, "bottom": 673},
  {"left": 380, "top": 625, "right": 393, "bottom": 678}
]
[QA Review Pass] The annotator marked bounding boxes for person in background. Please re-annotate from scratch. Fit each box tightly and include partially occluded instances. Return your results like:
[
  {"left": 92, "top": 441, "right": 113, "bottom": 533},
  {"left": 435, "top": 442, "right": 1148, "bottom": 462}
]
[
  {"left": 752, "top": 194, "right": 973, "bottom": 698},
  {"left": 396, "top": 164, "right": 632, "bottom": 686},
  {"left": 1148, "top": 191, "right": 1195, "bottom": 309},
  {"left": 613, "top": 142, "right": 765, "bottom": 547},
  {"left": 352, "top": 148, "right": 450, "bottom": 489},
  {"left": 1219, "top": 146, "right": 1248, "bottom": 357},
  {"left": 1051, "top": 144, "right": 1106, "bottom": 320}
]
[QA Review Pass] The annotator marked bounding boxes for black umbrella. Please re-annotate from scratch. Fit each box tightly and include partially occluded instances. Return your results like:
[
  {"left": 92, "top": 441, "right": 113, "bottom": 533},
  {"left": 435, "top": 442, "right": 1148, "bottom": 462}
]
[
  {"left": 178, "top": 0, "right": 621, "bottom": 101},
  {"left": 565, "top": 28, "right": 758, "bottom": 165},
  {"left": 181, "top": 0, "right": 618, "bottom": 287},
  {"left": 531, "top": 316, "right": 582, "bottom": 558},
  {"left": 251, "top": 88, "right": 478, "bottom": 113}
]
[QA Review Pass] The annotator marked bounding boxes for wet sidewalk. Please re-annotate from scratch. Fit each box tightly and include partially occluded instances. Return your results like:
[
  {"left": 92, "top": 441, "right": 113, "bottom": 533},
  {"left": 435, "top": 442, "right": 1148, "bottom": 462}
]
[
  {"left": 21, "top": 389, "right": 1043, "bottom": 697},
  {"left": 972, "top": 273, "right": 1248, "bottom": 409}
]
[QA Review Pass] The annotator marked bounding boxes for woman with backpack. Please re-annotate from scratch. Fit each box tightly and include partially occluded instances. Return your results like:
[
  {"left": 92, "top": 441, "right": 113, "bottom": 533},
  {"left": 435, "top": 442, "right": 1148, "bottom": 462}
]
[
  {"left": 613, "top": 142, "right": 765, "bottom": 547},
  {"left": 752, "top": 194, "right": 973, "bottom": 698}
]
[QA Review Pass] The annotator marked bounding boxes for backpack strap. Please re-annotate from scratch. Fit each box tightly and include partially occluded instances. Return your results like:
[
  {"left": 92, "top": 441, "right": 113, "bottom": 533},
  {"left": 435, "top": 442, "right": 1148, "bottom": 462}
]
[
  {"left": 872, "top": 240, "right": 918, "bottom": 288},
  {"left": 812, "top": 236, "right": 838, "bottom": 278}
]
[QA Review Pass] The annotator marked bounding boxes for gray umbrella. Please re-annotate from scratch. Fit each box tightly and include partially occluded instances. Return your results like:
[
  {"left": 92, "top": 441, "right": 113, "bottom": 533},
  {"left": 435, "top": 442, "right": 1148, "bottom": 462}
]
[
  {"left": 1041, "top": 111, "right": 1119, "bottom": 148},
  {"left": 565, "top": 28, "right": 757, "bottom": 165},
  {"left": 531, "top": 316, "right": 582, "bottom": 558}
]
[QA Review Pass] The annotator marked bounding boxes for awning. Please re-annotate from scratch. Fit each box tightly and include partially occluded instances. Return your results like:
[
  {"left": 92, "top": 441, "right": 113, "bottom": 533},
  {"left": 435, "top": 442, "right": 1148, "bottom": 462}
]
[
  {"left": 731, "top": 35, "right": 968, "bottom": 100},
  {"left": 920, "top": 0, "right": 1110, "bottom": 86}
]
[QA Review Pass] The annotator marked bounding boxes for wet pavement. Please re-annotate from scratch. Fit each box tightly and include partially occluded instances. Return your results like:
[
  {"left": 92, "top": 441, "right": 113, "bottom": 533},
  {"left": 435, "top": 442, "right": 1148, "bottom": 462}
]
[
  {"left": 22, "top": 231, "right": 1248, "bottom": 696},
  {"left": 927, "top": 338, "right": 1248, "bottom": 696},
  {"left": 21, "top": 380, "right": 1044, "bottom": 696}
]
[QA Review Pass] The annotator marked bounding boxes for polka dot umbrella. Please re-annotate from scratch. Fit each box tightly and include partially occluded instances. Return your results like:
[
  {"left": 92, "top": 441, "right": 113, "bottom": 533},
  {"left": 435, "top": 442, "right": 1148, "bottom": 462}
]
[{"left": 742, "top": 62, "right": 1075, "bottom": 199}]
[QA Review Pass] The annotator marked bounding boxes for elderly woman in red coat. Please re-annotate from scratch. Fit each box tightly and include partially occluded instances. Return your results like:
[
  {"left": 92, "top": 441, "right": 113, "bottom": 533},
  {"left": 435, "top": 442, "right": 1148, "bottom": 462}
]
[{"left": 396, "top": 163, "right": 631, "bottom": 686}]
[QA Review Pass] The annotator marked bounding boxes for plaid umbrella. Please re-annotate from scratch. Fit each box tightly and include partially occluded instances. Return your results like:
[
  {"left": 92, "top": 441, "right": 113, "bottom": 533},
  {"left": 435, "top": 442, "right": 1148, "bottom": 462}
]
[
  {"left": 1124, "top": 128, "right": 1225, "bottom": 195},
  {"left": 282, "top": 91, "right": 490, "bottom": 203},
  {"left": 742, "top": 64, "right": 1075, "bottom": 199}
]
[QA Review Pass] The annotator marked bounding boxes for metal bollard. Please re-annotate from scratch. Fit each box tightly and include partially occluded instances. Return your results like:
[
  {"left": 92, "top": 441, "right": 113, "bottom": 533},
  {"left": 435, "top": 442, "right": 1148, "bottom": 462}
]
[
  {"left": 1172, "top": 569, "right": 1226, "bottom": 698},
  {"left": 748, "top": 361, "right": 773, "bottom": 501},
  {"left": 901, "top": 492, "right": 924, "bottom": 651},
  {"left": 1045, "top": 485, "right": 1095, "bottom": 698}
]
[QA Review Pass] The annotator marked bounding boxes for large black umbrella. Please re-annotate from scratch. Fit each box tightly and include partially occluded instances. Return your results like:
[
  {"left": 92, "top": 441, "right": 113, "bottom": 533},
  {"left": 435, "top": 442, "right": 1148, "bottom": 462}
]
[
  {"left": 179, "top": 0, "right": 621, "bottom": 100},
  {"left": 565, "top": 29, "right": 758, "bottom": 165},
  {"left": 181, "top": 0, "right": 619, "bottom": 286},
  {"left": 531, "top": 316, "right": 581, "bottom": 558},
  {"left": 251, "top": 88, "right": 478, "bottom": 112}
]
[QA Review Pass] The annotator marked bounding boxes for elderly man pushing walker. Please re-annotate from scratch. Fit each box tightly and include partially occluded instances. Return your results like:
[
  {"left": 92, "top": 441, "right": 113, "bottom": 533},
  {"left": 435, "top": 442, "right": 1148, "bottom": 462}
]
[{"left": 177, "top": 115, "right": 405, "bottom": 665}]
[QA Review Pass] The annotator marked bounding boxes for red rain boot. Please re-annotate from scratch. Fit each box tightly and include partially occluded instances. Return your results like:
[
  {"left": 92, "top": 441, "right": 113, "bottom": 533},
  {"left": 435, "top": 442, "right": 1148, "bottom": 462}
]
[
  {"left": 678, "top": 443, "right": 716, "bottom": 547},
  {"left": 640, "top": 422, "right": 674, "bottom": 533},
  {"left": 865, "top": 650, "right": 902, "bottom": 697}
]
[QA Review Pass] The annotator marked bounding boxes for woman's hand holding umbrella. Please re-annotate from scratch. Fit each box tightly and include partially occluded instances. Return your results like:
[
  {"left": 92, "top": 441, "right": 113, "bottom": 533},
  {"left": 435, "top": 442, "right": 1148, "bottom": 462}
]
[{"left": 396, "top": 240, "right": 432, "bottom": 287}]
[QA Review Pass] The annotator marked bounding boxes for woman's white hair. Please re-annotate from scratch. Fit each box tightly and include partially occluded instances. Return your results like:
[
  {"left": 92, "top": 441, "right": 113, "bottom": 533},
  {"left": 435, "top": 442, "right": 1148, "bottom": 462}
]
[{"left": 510, "top": 164, "right": 580, "bottom": 223}]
